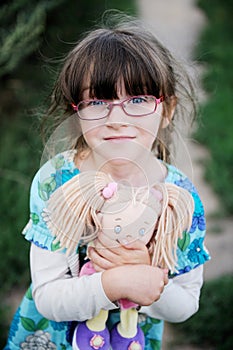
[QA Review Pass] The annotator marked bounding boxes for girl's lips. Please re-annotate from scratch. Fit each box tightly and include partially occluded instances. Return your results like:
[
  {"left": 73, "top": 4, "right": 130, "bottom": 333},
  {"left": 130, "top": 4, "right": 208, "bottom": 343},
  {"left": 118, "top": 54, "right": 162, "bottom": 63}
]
[{"left": 104, "top": 136, "right": 136, "bottom": 142}]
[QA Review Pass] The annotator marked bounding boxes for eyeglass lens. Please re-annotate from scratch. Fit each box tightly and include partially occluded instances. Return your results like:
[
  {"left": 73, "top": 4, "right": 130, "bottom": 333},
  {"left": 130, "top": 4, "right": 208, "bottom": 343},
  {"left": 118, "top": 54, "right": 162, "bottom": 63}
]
[{"left": 78, "top": 96, "right": 156, "bottom": 120}]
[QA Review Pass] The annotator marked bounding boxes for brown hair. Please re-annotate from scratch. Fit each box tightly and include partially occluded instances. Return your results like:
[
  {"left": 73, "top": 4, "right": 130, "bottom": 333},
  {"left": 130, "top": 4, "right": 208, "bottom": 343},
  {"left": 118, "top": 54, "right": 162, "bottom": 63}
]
[{"left": 44, "top": 12, "right": 196, "bottom": 163}]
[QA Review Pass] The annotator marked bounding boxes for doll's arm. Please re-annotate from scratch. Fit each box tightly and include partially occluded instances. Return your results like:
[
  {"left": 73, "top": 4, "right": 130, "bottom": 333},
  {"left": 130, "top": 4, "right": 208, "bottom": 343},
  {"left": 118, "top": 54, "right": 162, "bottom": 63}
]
[
  {"left": 140, "top": 265, "right": 203, "bottom": 322},
  {"left": 30, "top": 243, "right": 118, "bottom": 322}
]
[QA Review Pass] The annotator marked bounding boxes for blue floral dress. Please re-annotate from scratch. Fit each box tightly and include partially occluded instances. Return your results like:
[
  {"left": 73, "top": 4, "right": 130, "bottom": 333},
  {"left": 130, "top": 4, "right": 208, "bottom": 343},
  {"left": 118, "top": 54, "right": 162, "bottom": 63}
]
[{"left": 4, "top": 151, "right": 210, "bottom": 350}]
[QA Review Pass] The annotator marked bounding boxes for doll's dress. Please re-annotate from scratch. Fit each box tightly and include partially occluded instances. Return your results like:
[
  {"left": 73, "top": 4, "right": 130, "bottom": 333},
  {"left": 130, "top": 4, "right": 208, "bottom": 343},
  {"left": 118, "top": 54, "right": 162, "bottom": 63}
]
[{"left": 4, "top": 151, "right": 210, "bottom": 350}]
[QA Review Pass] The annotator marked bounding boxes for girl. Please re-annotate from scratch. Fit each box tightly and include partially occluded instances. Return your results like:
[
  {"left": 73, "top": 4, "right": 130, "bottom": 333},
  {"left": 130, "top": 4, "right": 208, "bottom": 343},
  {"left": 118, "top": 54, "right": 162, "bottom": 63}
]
[
  {"left": 45, "top": 170, "right": 194, "bottom": 350},
  {"left": 4, "top": 13, "right": 210, "bottom": 350}
]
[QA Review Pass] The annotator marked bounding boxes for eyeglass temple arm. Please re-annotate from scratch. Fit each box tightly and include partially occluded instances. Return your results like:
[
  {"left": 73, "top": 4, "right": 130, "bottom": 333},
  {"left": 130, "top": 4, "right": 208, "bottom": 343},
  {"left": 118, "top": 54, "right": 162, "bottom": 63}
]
[
  {"left": 71, "top": 103, "right": 78, "bottom": 111},
  {"left": 157, "top": 96, "right": 165, "bottom": 104}
]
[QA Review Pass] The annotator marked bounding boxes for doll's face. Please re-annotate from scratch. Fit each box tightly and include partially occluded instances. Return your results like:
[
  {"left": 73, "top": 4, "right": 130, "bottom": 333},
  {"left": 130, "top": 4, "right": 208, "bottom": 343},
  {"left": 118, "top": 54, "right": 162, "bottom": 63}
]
[{"left": 99, "top": 201, "right": 159, "bottom": 245}]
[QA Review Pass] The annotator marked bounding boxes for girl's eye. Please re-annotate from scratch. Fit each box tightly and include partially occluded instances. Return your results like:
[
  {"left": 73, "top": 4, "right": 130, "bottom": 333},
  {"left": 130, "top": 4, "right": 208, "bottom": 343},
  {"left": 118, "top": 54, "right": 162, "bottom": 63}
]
[
  {"left": 130, "top": 97, "right": 147, "bottom": 104},
  {"left": 88, "top": 100, "right": 106, "bottom": 106}
]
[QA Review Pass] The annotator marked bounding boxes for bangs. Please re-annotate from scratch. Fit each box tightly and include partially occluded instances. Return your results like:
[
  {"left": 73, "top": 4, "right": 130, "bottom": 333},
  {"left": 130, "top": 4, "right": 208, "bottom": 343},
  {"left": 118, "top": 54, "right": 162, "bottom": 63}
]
[
  {"left": 69, "top": 31, "right": 162, "bottom": 102},
  {"left": 88, "top": 37, "right": 161, "bottom": 99}
]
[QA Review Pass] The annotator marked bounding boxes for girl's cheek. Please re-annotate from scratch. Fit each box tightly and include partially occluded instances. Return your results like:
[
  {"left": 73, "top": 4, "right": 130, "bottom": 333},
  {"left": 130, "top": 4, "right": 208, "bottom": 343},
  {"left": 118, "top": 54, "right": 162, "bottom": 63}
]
[{"left": 80, "top": 122, "right": 101, "bottom": 136}]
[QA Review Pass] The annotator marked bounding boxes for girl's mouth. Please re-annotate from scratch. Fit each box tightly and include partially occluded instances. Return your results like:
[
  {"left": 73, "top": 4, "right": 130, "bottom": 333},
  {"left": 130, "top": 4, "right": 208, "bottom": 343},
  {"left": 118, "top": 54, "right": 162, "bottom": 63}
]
[{"left": 104, "top": 136, "right": 136, "bottom": 143}]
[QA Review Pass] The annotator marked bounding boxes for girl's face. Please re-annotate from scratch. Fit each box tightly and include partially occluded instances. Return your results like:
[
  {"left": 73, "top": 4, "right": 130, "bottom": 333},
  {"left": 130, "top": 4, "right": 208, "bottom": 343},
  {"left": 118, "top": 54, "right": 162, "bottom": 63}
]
[{"left": 79, "top": 85, "right": 169, "bottom": 166}]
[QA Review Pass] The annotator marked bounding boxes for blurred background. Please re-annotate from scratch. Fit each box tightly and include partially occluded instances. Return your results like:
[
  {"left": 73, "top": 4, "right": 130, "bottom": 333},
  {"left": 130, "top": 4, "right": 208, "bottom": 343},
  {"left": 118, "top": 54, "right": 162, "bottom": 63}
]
[{"left": 0, "top": 0, "right": 232, "bottom": 348}]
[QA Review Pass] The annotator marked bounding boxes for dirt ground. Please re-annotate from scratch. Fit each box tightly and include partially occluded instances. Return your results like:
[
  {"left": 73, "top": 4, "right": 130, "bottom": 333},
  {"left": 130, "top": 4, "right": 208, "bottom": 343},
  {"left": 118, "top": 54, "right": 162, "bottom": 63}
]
[{"left": 137, "top": 0, "right": 233, "bottom": 349}]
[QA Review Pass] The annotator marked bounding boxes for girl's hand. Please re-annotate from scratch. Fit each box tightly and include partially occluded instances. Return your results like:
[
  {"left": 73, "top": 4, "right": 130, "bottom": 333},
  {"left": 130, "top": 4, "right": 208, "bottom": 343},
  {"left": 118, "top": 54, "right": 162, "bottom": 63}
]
[
  {"left": 102, "top": 264, "right": 168, "bottom": 306},
  {"left": 88, "top": 231, "right": 150, "bottom": 272}
]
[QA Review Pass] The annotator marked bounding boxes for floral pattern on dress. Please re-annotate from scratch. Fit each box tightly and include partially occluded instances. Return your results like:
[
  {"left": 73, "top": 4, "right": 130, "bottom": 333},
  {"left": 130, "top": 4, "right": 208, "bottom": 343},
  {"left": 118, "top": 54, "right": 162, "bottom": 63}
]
[
  {"left": 5, "top": 285, "right": 72, "bottom": 350},
  {"left": 165, "top": 164, "right": 210, "bottom": 277},
  {"left": 38, "top": 158, "right": 79, "bottom": 202},
  {"left": 20, "top": 330, "right": 56, "bottom": 349},
  {"left": 139, "top": 315, "right": 163, "bottom": 350},
  {"left": 188, "top": 237, "right": 210, "bottom": 265},
  {"left": 4, "top": 153, "right": 210, "bottom": 350}
]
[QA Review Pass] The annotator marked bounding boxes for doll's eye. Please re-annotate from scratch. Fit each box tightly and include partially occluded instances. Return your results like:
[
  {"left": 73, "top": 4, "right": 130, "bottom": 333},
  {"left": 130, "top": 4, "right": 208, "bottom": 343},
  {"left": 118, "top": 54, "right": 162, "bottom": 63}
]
[
  {"left": 139, "top": 228, "right": 146, "bottom": 236},
  {"left": 114, "top": 225, "right": 122, "bottom": 234}
]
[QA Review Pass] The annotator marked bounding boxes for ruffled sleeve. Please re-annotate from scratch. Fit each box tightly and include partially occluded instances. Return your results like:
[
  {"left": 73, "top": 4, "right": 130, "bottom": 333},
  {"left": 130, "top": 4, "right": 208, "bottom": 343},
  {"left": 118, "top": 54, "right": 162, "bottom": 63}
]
[
  {"left": 165, "top": 164, "right": 211, "bottom": 276},
  {"left": 22, "top": 151, "right": 80, "bottom": 251}
]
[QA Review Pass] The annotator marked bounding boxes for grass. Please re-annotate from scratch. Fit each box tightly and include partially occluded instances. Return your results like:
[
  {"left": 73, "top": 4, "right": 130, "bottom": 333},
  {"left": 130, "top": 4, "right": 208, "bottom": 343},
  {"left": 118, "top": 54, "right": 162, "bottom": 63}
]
[{"left": 173, "top": 275, "right": 233, "bottom": 349}]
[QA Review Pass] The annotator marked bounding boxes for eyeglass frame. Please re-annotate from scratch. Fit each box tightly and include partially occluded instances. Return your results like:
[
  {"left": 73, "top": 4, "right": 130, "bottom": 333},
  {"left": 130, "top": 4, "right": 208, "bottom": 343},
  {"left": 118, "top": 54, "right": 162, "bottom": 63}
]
[{"left": 71, "top": 95, "right": 165, "bottom": 121}]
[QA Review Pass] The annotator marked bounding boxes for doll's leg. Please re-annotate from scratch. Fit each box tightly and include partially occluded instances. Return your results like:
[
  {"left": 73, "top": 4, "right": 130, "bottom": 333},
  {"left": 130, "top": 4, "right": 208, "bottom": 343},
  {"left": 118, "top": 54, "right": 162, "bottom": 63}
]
[
  {"left": 118, "top": 308, "right": 138, "bottom": 338},
  {"left": 72, "top": 261, "right": 110, "bottom": 349},
  {"left": 111, "top": 309, "right": 145, "bottom": 350},
  {"left": 72, "top": 261, "right": 110, "bottom": 350},
  {"left": 72, "top": 309, "right": 110, "bottom": 350},
  {"left": 86, "top": 308, "right": 109, "bottom": 331}
]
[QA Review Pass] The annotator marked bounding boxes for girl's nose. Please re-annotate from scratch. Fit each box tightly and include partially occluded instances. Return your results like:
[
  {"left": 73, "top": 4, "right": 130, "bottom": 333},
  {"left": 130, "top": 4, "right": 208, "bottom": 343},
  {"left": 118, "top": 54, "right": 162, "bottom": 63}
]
[{"left": 105, "top": 105, "right": 129, "bottom": 127}]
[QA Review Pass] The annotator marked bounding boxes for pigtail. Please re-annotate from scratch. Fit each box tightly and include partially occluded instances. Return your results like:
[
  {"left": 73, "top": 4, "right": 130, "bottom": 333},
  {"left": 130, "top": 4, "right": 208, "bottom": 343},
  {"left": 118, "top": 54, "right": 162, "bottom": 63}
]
[
  {"left": 157, "top": 140, "right": 170, "bottom": 163},
  {"left": 151, "top": 183, "right": 194, "bottom": 273},
  {"left": 44, "top": 171, "right": 115, "bottom": 254}
]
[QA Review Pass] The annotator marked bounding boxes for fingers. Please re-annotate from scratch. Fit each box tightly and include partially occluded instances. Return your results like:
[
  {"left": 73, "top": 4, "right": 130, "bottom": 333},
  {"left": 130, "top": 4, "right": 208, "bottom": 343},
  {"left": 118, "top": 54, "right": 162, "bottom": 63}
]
[
  {"left": 89, "top": 233, "right": 151, "bottom": 269},
  {"left": 118, "top": 236, "right": 148, "bottom": 251},
  {"left": 150, "top": 267, "right": 168, "bottom": 301},
  {"left": 90, "top": 237, "right": 124, "bottom": 266},
  {"left": 97, "top": 231, "right": 150, "bottom": 259},
  {"left": 97, "top": 231, "right": 147, "bottom": 252},
  {"left": 88, "top": 246, "right": 115, "bottom": 271}
]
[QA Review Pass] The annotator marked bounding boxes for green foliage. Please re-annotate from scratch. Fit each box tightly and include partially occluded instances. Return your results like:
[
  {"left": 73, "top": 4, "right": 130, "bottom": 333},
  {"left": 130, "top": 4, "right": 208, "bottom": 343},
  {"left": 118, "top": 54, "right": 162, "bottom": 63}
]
[
  {"left": 0, "top": 116, "right": 40, "bottom": 291},
  {"left": 0, "top": 304, "right": 9, "bottom": 349},
  {"left": 0, "top": 115, "right": 40, "bottom": 348},
  {"left": 0, "top": 0, "right": 66, "bottom": 78},
  {"left": 194, "top": 0, "right": 233, "bottom": 214},
  {"left": 0, "top": 0, "right": 136, "bottom": 346},
  {"left": 173, "top": 275, "right": 233, "bottom": 349}
]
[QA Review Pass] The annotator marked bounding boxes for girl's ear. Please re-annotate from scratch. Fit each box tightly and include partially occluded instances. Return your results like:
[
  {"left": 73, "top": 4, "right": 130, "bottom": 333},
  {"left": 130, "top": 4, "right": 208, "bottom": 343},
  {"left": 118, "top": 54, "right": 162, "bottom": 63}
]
[{"left": 161, "top": 95, "right": 177, "bottom": 129}]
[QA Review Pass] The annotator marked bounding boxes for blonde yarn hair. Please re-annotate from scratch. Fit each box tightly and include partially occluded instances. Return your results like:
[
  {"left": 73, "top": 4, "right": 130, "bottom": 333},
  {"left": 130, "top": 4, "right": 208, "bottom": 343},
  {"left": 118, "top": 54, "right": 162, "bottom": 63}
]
[{"left": 45, "top": 171, "right": 194, "bottom": 272}]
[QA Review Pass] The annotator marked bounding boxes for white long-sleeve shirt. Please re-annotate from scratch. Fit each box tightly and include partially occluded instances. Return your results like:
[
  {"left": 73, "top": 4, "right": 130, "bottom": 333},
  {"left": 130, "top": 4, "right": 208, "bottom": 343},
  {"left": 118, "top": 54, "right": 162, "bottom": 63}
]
[{"left": 30, "top": 243, "right": 203, "bottom": 323}]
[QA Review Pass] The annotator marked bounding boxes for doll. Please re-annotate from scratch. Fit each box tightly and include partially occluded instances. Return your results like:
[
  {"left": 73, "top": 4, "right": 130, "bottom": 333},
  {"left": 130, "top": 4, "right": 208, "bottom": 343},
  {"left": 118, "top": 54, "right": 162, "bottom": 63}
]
[{"left": 45, "top": 171, "right": 194, "bottom": 350}]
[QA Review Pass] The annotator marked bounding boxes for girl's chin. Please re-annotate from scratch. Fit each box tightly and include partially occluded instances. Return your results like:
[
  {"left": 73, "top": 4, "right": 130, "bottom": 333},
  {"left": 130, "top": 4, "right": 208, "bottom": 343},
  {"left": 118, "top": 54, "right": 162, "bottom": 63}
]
[
  {"left": 95, "top": 153, "right": 150, "bottom": 174},
  {"left": 89, "top": 141, "right": 154, "bottom": 170}
]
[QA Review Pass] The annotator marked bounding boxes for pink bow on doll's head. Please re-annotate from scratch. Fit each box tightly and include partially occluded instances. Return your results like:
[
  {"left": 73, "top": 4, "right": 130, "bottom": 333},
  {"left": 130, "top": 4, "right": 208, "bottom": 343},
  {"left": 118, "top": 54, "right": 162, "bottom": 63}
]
[{"left": 102, "top": 182, "right": 118, "bottom": 199}]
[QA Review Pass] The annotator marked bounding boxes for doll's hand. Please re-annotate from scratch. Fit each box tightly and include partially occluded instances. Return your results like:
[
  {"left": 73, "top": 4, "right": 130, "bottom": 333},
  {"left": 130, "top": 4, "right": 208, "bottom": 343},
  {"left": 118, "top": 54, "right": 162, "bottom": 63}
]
[{"left": 88, "top": 232, "right": 150, "bottom": 272}]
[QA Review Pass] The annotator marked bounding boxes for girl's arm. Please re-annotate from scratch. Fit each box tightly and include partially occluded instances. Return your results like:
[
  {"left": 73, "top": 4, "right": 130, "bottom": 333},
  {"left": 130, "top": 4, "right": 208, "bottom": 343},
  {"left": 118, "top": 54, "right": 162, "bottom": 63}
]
[
  {"left": 30, "top": 242, "right": 167, "bottom": 322},
  {"left": 89, "top": 236, "right": 169, "bottom": 305},
  {"left": 90, "top": 234, "right": 204, "bottom": 322},
  {"left": 30, "top": 243, "right": 118, "bottom": 322},
  {"left": 102, "top": 264, "right": 168, "bottom": 306},
  {"left": 140, "top": 265, "right": 203, "bottom": 322}
]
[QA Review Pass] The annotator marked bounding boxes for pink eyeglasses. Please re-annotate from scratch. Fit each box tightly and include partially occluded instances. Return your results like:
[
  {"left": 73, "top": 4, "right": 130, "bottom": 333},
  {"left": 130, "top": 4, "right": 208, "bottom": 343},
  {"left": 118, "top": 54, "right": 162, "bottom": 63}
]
[{"left": 71, "top": 95, "right": 164, "bottom": 121}]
